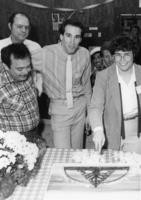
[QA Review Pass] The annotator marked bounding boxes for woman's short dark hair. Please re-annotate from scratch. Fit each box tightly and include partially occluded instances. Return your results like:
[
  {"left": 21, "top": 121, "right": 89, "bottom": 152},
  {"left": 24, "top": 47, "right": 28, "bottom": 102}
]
[
  {"left": 59, "top": 19, "right": 84, "bottom": 38},
  {"left": 1, "top": 43, "right": 31, "bottom": 68},
  {"left": 110, "top": 35, "right": 135, "bottom": 55}
]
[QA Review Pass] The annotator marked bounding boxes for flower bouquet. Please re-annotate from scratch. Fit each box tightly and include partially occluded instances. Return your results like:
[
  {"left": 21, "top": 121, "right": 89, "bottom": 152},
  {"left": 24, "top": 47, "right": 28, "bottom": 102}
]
[{"left": 0, "top": 130, "right": 46, "bottom": 199}]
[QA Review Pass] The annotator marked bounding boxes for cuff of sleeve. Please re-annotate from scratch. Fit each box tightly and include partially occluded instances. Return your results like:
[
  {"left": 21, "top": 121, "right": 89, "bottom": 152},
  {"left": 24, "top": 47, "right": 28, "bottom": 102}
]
[{"left": 92, "top": 126, "right": 103, "bottom": 133}]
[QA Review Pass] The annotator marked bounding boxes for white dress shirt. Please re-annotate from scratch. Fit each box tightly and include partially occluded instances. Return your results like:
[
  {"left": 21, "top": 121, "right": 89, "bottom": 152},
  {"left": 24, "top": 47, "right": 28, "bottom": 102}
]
[{"left": 116, "top": 65, "right": 138, "bottom": 119}]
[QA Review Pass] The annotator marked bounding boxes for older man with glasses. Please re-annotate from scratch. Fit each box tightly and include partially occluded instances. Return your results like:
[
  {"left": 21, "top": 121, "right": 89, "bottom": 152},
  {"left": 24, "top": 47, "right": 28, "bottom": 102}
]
[
  {"left": 89, "top": 35, "right": 141, "bottom": 154},
  {"left": 0, "top": 12, "right": 42, "bottom": 95}
]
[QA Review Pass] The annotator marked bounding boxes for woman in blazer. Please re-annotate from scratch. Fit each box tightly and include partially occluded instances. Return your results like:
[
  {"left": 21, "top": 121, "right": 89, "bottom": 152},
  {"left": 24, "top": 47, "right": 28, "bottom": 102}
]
[{"left": 89, "top": 35, "right": 141, "bottom": 154}]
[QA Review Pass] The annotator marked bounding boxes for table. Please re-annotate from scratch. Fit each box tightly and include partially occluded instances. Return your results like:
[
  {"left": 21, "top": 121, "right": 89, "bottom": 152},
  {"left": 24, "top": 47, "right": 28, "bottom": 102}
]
[
  {"left": 8, "top": 148, "right": 73, "bottom": 200},
  {"left": 8, "top": 148, "right": 141, "bottom": 200}
]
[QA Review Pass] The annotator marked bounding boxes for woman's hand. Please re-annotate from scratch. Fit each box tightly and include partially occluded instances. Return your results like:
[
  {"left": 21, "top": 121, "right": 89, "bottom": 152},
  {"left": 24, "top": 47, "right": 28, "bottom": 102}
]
[{"left": 92, "top": 129, "right": 105, "bottom": 153}]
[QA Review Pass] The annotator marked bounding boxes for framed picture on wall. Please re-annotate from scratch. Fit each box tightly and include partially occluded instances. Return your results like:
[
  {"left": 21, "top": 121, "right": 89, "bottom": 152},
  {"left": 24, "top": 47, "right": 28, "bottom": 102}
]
[
  {"left": 139, "top": 0, "right": 141, "bottom": 7},
  {"left": 52, "top": 13, "right": 60, "bottom": 23},
  {"left": 52, "top": 13, "right": 60, "bottom": 31},
  {"left": 120, "top": 14, "right": 138, "bottom": 34}
]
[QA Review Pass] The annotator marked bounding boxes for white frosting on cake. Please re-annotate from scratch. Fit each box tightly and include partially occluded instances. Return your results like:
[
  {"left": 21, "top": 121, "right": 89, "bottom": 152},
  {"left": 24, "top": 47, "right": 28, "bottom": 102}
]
[
  {"left": 72, "top": 150, "right": 141, "bottom": 174},
  {"left": 72, "top": 150, "right": 105, "bottom": 164}
]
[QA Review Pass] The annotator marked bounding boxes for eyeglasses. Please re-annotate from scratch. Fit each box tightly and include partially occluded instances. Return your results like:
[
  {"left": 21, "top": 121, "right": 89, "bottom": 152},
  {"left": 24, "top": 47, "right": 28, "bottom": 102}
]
[
  {"left": 114, "top": 52, "right": 132, "bottom": 61},
  {"left": 14, "top": 24, "right": 30, "bottom": 32}
]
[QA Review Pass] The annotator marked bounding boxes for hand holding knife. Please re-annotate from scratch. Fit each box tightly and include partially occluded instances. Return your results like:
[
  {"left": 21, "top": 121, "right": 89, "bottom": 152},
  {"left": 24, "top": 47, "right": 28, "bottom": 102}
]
[{"left": 92, "top": 129, "right": 105, "bottom": 154}]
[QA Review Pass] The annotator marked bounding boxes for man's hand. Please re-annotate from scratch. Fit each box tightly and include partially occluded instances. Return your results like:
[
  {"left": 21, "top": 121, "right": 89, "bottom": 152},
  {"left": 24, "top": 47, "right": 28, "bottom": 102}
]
[{"left": 92, "top": 130, "right": 105, "bottom": 153}]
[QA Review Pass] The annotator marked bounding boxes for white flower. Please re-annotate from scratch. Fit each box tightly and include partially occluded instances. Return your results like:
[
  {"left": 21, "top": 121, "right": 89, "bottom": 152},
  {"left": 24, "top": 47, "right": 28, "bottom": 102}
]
[
  {"left": 0, "top": 157, "right": 10, "bottom": 169},
  {"left": 0, "top": 130, "right": 39, "bottom": 172}
]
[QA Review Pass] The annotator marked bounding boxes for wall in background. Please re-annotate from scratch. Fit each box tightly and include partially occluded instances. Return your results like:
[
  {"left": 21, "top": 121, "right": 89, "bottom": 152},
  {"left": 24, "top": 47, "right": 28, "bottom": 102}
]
[{"left": 0, "top": 0, "right": 141, "bottom": 47}]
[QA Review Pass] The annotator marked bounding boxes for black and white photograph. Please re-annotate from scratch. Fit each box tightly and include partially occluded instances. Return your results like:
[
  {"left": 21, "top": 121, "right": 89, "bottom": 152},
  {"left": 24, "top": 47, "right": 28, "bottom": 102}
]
[{"left": 0, "top": 0, "right": 141, "bottom": 200}]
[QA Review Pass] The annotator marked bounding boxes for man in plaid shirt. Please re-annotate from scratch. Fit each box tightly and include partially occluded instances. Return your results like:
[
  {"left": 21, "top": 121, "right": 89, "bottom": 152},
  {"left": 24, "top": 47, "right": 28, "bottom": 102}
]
[{"left": 0, "top": 43, "right": 39, "bottom": 135}]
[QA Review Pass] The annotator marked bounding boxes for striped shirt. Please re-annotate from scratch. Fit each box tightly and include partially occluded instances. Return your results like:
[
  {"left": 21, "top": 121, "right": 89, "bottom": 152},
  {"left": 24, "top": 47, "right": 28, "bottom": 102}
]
[
  {"left": 0, "top": 63, "right": 39, "bottom": 133},
  {"left": 42, "top": 43, "right": 91, "bottom": 106}
]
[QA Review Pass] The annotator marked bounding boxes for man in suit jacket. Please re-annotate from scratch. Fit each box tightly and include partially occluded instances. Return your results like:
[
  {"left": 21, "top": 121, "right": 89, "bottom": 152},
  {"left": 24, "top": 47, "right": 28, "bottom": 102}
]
[{"left": 89, "top": 35, "right": 141, "bottom": 154}]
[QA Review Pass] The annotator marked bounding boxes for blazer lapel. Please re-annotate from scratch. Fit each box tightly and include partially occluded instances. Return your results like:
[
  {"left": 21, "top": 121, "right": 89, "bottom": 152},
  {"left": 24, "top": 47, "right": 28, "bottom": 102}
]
[
  {"left": 108, "top": 65, "right": 122, "bottom": 119},
  {"left": 135, "top": 64, "right": 141, "bottom": 86},
  {"left": 135, "top": 64, "right": 141, "bottom": 104}
]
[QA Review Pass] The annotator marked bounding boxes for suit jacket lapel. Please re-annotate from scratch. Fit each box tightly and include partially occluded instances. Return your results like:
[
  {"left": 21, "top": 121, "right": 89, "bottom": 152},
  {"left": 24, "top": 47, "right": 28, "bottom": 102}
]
[
  {"left": 135, "top": 64, "right": 141, "bottom": 104},
  {"left": 135, "top": 64, "right": 141, "bottom": 86},
  {"left": 108, "top": 64, "right": 122, "bottom": 119}
]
